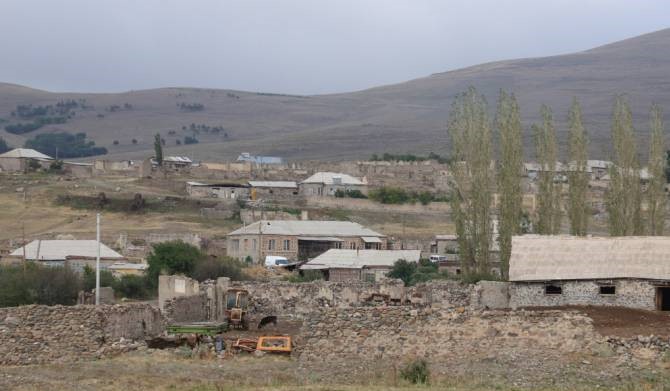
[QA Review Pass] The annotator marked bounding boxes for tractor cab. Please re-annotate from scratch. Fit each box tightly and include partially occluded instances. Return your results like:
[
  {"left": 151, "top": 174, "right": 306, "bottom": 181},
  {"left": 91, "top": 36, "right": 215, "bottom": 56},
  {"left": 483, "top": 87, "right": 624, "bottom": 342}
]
[{"left": 225, "top": 289, "right": 249, "bottom": 329}]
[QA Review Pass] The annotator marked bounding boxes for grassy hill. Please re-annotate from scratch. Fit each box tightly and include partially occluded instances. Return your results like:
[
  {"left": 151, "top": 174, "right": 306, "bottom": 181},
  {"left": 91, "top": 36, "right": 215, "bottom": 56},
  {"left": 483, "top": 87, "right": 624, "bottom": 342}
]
[{"left": 0, "top": 28, "right": 669, "bottom": 161}]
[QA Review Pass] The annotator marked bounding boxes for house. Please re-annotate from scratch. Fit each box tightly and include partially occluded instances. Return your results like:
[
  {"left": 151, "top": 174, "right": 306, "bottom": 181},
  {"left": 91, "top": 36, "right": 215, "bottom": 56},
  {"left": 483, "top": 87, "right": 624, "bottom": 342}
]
[
  {"left": 430, "top": 234, "right": 458, "bottom": 255},
  {"left": 300, "top": 249, "right": 421, "bottom": 282},
  {"left": 237, "top": 152, "right": 283, "bottom": 165},
  {"left": 4, "top": 240, "right": 127, "bottom": 273},
  {"left": 158, "top": 156, "right": 193, "bottom": 170},
  {"left": 226, "top": 220, "right": 387, "bottom": 263},
  {"left": 0, "top": 148, "right": 53, "bottom": 172},
  {"left": 300, "top": 172, "right": 368, "bottom": 197},
  {"left": 587, "top": 160, "right": 613, "bottom": 180},
  {"left": 248, "top": 181, "right": 298, "bottom": 200},
  {"left": 430, "top": 230, "right": 501, "bottom": 276},
  {"left": 509, "top": 235, "right": 670, "bottom": 311},
  {"left": 186, "top": 181, "right": 250, "bottom": 199},
  {"left": 523, "top": 162, "right": 566, "bottom": 182}
]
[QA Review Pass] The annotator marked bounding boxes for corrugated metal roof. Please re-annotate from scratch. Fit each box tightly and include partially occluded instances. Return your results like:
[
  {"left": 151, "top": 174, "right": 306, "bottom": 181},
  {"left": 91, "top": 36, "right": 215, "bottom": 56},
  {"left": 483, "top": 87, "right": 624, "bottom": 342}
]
[
  {"left": 10, "top": 240, "right": 125, "bottom": 261},
  {"left": 509, "top": 235, "right": 670, "bottom": 282},
  {"left": 361, "top": 236, "right": 383, "bottom": 243},
  {"left": 164, "top": 156, "right": 193, "bottom": 163},
  {"left": 237, "top": 153, "right": 283, "bottom": 164},
  {"left": 228, "top": 220, "right": 385, "bottom": 237},
  {"left": 300, "top": 249, "right": 421, "bottom": 270},
  {"left": 0, "top": 148, "right": 53, "bottom": 160},
  {"left": 301, "top": 172, "right": 365, "bottom": 185},
  {"left": 248, "top": 181, "right": 297, "bottom": 188}
]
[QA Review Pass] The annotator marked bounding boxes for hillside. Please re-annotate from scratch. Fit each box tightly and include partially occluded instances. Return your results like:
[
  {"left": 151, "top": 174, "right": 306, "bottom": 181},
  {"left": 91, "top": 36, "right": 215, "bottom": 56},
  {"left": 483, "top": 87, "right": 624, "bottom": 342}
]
[{"left": 0, "top": 28, "right": 669, "bottom": 161}]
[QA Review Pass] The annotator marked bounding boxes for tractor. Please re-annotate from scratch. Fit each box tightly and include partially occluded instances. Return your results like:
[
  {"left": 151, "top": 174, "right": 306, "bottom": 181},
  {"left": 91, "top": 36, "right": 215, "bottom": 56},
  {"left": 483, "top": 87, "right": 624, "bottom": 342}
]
[{"left": 224, "top": 288, "right": 249, "bottom": 330}]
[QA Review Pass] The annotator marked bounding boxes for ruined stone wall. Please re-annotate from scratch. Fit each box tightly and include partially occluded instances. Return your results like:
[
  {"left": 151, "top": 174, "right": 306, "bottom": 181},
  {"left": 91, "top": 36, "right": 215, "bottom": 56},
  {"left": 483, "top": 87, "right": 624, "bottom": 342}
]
[
  {"left": 163, "top": 294, "right": 208, "bottom": 323},
  {"left": 229, "top": 280, "right": 472, "bottom": 317},
  {"left": 297, "top": 307, "right": 600, "bottom": 376},
  {"left": 510, "top": 279, "right": 656, "bottom": 310},
  {"left": 0, "top": 304, "right": 164, "bottom": 365}
]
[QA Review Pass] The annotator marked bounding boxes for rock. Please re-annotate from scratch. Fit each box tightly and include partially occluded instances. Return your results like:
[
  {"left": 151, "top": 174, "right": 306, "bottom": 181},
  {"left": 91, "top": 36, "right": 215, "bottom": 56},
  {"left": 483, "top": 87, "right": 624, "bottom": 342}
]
[
  {"left": 15, "top": 187, "right": 24, "bottom": 192},
  {"left": 3, "top": 316, "right": 20, "bottom": 327}
]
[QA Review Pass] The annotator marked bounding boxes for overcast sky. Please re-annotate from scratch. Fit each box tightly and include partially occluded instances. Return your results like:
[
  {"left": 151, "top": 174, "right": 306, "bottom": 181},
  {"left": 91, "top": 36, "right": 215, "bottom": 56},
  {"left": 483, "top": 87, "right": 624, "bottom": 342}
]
[{"left": 0, "top": 0, "right": 668, "bottom": 95}]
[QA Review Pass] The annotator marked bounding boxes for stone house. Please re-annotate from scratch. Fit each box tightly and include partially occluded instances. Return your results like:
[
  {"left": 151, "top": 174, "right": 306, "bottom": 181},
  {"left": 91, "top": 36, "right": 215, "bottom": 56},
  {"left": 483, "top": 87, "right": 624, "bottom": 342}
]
[
  {"left": 509, "top": 235, "right": 670, "bottom": 311},
  {"left": 0, "top": 148, "right": 53, "bottom": 172},
  {"left": 4, "top": 239, "right": 127, "bottom": 273},
  {"left": 226, "top": 220, "right": 387, "bottom": 263},
  {"left": 300, "top": 172, "right": 368, "bottom": 197},
  {"left": 430, "top": 234, "right": 458, "bottom": 255},
  {"left": 248, "top": 181, "right": 298, "bottom": 200},
  {"left": 300, "top": 249, "right": 421, "bottom": 282},
  {"left": 237, "top": 153, "right": 283, "bottom": 165},
  {"left": 186, "top": 181, "right": 250, "bottom": 200}
]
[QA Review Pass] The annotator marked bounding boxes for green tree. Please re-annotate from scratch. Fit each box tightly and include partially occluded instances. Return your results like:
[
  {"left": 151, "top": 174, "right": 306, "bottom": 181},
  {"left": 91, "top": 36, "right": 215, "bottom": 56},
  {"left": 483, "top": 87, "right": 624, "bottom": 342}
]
[
  {"left": 607, "top": 95, "right": 643, "bottom": 236},
  {"left": 82, "top": 265, "right": 116, "bottom": 291},
  {"left": 146, "top": 241, "right": 204, "bottom": 286},
  {"left": 154, "top": 133, "right": 163, "bottom": 166},
  {"left": 496, "top": 91, "right": 523, "bottom": 279},
  {"left": 567, "top": 98, "right": 589, "bottom": 236},
  {"left": 0, "top": 137, "right": 9, "bottom": 154},
  {"left": 533, "top": 105, "right": 562, "bottom": 234},
  {"left": 449, "top": 87, "right": 494, "bottom": 275},
  {"left": 387, "top": 259, "right": 417, "bottom": 286},
  {"left": 647, "top": 104, "right": 666, "bottom": 235}
]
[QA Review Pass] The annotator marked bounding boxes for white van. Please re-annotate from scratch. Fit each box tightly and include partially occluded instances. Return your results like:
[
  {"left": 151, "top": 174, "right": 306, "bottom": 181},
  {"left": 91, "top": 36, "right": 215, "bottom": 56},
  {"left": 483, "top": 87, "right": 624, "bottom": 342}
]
[
  {"left": 264, "top": 256, "right": 290, "bottom": 268},
  {"left": 429, "top": 255, "right": 448, "bottom": 263}
]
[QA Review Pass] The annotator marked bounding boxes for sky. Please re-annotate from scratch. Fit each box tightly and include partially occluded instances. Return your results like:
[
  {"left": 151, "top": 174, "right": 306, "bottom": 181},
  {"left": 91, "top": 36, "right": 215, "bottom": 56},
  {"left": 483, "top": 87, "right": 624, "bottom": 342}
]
[{"left": 0, "top": 0, "right": 668, "bottom": 95}]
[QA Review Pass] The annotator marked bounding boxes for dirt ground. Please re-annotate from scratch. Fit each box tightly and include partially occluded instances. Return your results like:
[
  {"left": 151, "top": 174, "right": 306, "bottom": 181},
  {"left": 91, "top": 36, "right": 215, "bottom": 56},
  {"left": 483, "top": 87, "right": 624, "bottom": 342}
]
[{"left": 558, "top": 306, "right": 670, "bottom": 338}]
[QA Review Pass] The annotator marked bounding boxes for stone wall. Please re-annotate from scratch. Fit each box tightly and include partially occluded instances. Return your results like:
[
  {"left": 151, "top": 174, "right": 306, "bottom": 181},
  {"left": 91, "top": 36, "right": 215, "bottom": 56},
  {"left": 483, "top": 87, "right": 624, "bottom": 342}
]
[
  {"left": 229, "top": 280, "right": 473, "bottom": 317},
  {"left": 510, "top": 279, "right": 656, "bottom": 310},
  {"left": 297, "top": 307, "right": 600, "bottom": 377},
  {"left": 163, "top": 294, "right": 208, "bottom": 323},
  {"left": 0, "top": 304, "right": 164, "bottom": 365}
]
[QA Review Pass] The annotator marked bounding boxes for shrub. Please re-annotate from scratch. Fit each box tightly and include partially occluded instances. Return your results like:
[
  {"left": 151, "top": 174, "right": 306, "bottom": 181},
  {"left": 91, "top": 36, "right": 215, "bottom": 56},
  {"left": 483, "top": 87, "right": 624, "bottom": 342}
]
[
  {"left": 113, "top": 275, "right": 151, "bottom": 299},
  {"left": 284, "top": 270, "right": 324, "bottom": 283},
  {"left": 49, "top": 160, "right": 63, "bottom": 172},
  {"left": 0, "top": 137, "right": 9, "bottom": 154},
  {"left": 82, "top": 265, "right": 116, "bottom": 291},
  {"left": 24, "top": 132, "right": 107, "bottom": 158},
  {"left": 146, "top": 241, "right": 204, "bottom": 287},
  {"left": 0, "top": 263, "right": 82, "bottom": 307},
  {"left": 387, "top": 259, "right": 416, "bottom": 286},
  {"left": 368, "top": 187, "right": 411, "bottom": 204},
  {"left": 191, "top": 256, "right": 247, "bottom": 282},
  {"left": 399, "top": 359, "right": 429, "bottom": 384},
  {"left": 184, "top": 136, "right": 199, "bottom": 145},
  {"left": 113, "top": 140, "right": 119, "bottom": 145}
]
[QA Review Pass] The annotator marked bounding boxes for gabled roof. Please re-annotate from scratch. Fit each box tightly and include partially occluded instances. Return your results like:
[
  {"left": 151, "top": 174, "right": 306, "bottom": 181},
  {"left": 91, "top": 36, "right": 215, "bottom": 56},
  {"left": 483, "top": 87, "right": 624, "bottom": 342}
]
[
  {"left": 237, "top": 153, "right": 283, "bottom": 164},
  {"left": 10, "top": 240, "right": 125, "bottom": 261},
  {"left": 228, "top": 220, "right": 385, "bottom": 238},
  {"left": 164, "top": 156, "right": 193, "bottom": 163},
  {"left": 509, "top": 235, "right": 670, "bottom": 282},
  {"left": 301, "top": 172, "right": 365, "bottom": 185},
  {"left": 248, "top": 181, "right": 297, "bottom": 189},
  {"left": 300, "top": 249, "right": 420, "bottom": 270},
  {"left": 0, "top": 148, "right": 53, "bottom": 160}
]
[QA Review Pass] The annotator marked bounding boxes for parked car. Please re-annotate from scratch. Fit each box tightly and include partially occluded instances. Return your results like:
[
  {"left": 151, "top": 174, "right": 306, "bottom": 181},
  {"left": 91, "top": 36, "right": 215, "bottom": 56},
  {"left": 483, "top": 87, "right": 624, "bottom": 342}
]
[
  {"left": 429, "top": 254, "right": 448, "bottom": 263},
  {"left": 265, "top": 256, "right": 290, "bottom": 268}
]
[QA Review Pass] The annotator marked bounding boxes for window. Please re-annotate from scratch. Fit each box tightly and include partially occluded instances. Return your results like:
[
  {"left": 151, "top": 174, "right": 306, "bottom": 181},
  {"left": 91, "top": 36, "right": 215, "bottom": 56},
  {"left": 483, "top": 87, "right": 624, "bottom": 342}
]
[
  {"left": 268, "top": 239, "right": 276, "bottom": 250},
  {"left": 333, "top": 241, "right": 343, "bottom": 249},
  {"left": 243, "top": 239, "right": 248, "bottom": 250},
  {"left": 283, "top": 239, "right": 290, "bottom": 251},
  {"left": 350, "top": 242, "right": 356, "bottom": 249},
  {"left": 545, "top": 285, "right": 562, "bottom": 295},
  {"left": 252, "top": 239, "right": 257, "bottom": 250},
  {"left": 231, "top": 239, "right": 240, "bottom": 250},
  {"left": 600, "top": 286, "right": 616, "bottom": 295}
]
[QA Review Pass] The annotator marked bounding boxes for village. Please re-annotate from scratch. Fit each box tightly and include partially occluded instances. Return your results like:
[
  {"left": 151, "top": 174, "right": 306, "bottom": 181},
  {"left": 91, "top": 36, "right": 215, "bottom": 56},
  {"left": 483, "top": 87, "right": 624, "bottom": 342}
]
[{"left": 1, "top": 144, "right": 670, "bottom": 390}]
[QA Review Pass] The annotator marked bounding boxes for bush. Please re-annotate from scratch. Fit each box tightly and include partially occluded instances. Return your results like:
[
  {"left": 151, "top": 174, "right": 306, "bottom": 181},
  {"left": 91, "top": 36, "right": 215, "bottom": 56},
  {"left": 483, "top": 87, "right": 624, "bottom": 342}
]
[
  {"left": 184, "top": 136, "right": 199, "bottom": 145},
  {"left": 191, "top": 256, "right": 247, "bottom": 282},
  {"left": 82, "top": 265, "right": 116, "bottom": 291},
  {"left": 24, "top": 132, "right": 107, "bottom": 158},
  {"left": 368, "top": 187, "right": 411, "bottom": 204},
  {"left": 399, "top": 359, "right": 429, "bottom": 384},
  {"left": 0, "top": 263, "right": 82, "bottom": 307},
  {"left": 146, "top": 241, "right": 204, "bottom": 287},
  {"left": 387, "top": 259, "right": 416, "bottom": 286},
  {"left": 388, "top": 258, "right": 448, "bottom": 286},
  {"left": 113, "top": 275, "right": 151, "bottom": 299},
  {"left": 49, "top": 160, "right": 63, "bottom": 172},
  {"left": 334, "top": 189, "right": 367, "bottom": 199},
  {"left": 284, "top": 270, "right": 324, "bottom": 283}
]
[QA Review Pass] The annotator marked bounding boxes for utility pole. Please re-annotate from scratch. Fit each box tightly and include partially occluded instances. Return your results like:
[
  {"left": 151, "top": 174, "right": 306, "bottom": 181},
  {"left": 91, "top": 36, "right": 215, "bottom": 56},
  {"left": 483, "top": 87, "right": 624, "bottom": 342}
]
[
  {"left": 22, "top": 223, "right": 26, "bottom": 273},
  {"left": 95, "top": 213, "right": 101, "bottom": 306}
]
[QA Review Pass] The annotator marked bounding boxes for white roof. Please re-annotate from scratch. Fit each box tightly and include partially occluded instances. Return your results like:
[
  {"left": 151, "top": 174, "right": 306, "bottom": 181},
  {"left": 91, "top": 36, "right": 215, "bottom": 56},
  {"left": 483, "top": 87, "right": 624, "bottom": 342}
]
[
  {"left": 301, "top": 249, "right": 421, "bottom": 270},
  {"left": 587, "top": 160, "right": 613, "bottom": 169},
  {"left": 164, "top": 156, "right": 193, "bottom": 163},
  {"left": 301, "top": 172, "right": 365, "bottom": 185},
  {"left": 228, "top": 220, "right": 385, "bottom": 238},
  {"left": 0, "top": 148, "right": 53, "bottom": 160},
  {"left": 435, "top": 234, "right": 458, "bottom": 241},
  {"left": 248, "top": 181, "right": 297, "bottom": 189},
  {"left": 10, "top": 240, "right": 125, "bottom": 261},
  {"left": 509, "top": 235, "right": 670, "bottom": 282}
]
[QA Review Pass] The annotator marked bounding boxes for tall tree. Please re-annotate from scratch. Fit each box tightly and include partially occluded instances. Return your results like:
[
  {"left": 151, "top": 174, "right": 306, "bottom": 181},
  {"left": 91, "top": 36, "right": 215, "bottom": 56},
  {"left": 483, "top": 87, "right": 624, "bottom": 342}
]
[
  {"left": 496, "top": 91, "right": 523, "bottom": 279},
  {"left": 448, "top": 87, "right": 494, "bottom": 275},
  {"left": 533, "top": 105, "right": 562, "bottom": 234},
  {"left": 567, "top": 98, "right": 589, "bottom": 235},
  {"left": 154, "top": 133, "right": 163, "bottom": 166},
  {"left": 647, "top": 104, "right": 666, "bottom": 235},
  {"left": 0, "top": 137, "right": 9, "bottom": 154},
  {"left": 606, "top": 95, "right": 643, "bottom": 236}
]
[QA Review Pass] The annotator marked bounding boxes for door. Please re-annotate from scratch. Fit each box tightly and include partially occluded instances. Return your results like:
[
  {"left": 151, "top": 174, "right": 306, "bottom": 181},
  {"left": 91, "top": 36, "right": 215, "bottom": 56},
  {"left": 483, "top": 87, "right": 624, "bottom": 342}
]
[{"left": 656, "top": 287, "right": 670, "bottom": 311}]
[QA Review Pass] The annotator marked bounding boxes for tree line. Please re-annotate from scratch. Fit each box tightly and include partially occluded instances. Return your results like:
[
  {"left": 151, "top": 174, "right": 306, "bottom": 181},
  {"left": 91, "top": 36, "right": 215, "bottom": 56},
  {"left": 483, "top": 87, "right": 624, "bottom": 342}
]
[{"left": 449, "top": 88, "right": 666, "bottom": 279}]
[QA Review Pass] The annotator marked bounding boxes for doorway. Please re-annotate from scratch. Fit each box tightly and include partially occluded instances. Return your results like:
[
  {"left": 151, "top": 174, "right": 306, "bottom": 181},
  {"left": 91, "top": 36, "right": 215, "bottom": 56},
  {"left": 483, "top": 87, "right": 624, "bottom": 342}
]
[{"left": 656, "top": 287, "right": 670, "bottom": 311}]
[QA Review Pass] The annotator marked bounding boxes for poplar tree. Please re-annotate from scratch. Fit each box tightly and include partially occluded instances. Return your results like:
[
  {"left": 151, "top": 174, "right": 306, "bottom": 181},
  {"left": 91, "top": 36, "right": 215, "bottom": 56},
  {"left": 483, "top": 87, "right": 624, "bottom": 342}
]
[
  {"left": 496, "top": 91, "right": 523, "bottom": 279},
  {"left": 606, "top": 95, "right": 643, "bottom": 236},
  {"left": 533, "top": 105, "right": 562, "bottom": 234},
  {"left": 448, "top": 87, "right": 493, "bottom": 275},
  {"left": 154, "top": 133, "right": 163, "bottom": 166},
  {"left": 647, "top": 104, "right": 666, "bottom": 235},
  {"left": 567, "top": 98, "right": 589, "bottom": 235}
]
